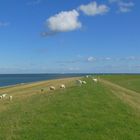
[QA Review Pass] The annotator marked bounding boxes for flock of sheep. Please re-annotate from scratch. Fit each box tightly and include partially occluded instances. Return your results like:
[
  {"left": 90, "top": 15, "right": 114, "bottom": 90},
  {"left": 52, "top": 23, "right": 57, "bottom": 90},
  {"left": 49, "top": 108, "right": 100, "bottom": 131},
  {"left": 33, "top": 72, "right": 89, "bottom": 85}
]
[
  {"left": 0, "top": 94, "right": 12, "bottom": 101},
  {"left": 49, "top": 84, "right": 66, "bottom": 91},
  {"left": 48, "top": 75, "right": 98, "bottom": 90},
  {"left": 0, "top": 75, "right": 98, "bottom": 102},
  {"left": 77, "top": 77, "right": 98, "bottom": 86}
]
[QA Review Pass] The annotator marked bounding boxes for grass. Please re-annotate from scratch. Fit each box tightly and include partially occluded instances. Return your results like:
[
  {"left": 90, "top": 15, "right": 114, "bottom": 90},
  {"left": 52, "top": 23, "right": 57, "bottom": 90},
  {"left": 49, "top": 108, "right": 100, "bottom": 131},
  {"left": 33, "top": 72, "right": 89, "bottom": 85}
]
[
  {"left": 99, "top": 74, "right": 140, "bottom": 93},
  {"left": 0, "top": 76, "right": 140, "bottom": 140}
]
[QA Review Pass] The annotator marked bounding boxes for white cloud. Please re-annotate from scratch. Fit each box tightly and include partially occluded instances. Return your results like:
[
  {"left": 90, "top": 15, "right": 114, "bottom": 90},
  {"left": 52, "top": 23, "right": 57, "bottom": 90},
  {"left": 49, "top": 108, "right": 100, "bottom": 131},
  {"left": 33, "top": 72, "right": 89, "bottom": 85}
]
[
  {"left": 105, "top": 57, "right": 112, "bottom": 60},
  {"left": 0, "top": 21, "right": 10, "bottom": 27},
  {"left": 118, "top": 2, "right": 134, "bottom": 13},
  {"left": 79, "top": 1, "right": 109, "bottom": 16},
  {"left": 125, "top": 56, "right": 137, "bottom": 61},
  {"left": 87, "top": 56, "right": 96, "bottom": 62},
  {"left": 109, "top": 0, "right": 134, "bottom": 13},
  {"left": 46, "top": 10, "right": 81, "bottom": 32}
]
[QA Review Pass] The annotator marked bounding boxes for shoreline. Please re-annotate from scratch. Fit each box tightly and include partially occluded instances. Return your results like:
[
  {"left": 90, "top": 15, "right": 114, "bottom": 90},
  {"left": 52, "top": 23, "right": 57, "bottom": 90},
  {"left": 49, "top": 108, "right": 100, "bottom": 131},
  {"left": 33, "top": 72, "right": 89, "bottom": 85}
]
[
  {"left": 0, "top": 76, "right": 82, "bottom": 90},
  {"left": 0, "top": 75, "right": 83, "bottom": 89}
]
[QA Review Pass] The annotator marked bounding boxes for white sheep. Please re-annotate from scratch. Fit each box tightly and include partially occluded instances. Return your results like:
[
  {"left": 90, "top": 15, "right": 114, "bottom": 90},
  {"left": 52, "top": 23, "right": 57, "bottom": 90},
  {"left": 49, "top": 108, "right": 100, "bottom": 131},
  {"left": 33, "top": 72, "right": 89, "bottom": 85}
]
[
  {"left": 9, "top": 96, "right": 13, "bottom": 101},
  {"left": 60, "top": 84, "right": 65, "bottom": 89},
  {"left": 2, "top": 94, "right": 7, "bottom": 98},
  {"left": 86, "top": 75, "right": 89, "bottom": 78},
  {"left": 82, "top": 81, "right": 87, "bottom": 84},
  {"left": 93, "top": 78, "right": 98, "bottom": 82},
  {"left": 77, "top": 80, "right": 82, "bottom": 86},
  {"left": 50, "top": 86, "right": 55, "bottom": 90}
]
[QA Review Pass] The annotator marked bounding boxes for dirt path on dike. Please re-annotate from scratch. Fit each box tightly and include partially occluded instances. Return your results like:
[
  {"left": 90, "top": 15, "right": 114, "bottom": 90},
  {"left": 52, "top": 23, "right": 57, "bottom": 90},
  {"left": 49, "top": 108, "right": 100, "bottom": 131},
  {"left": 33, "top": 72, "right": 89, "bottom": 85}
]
[{"left": 99, "top": 78, "right": 140, "bottom": 112}]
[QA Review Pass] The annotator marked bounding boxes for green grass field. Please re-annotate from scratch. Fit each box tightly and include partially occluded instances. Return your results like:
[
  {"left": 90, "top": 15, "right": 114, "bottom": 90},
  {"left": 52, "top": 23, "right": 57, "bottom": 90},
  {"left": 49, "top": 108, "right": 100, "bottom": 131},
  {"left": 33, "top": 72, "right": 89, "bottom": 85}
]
[
  {"left": 100, "top": 74, "right": 140, "bottom": 93},
  {"left": 0, "top": 75, "right": 140, "bottom": 140}
]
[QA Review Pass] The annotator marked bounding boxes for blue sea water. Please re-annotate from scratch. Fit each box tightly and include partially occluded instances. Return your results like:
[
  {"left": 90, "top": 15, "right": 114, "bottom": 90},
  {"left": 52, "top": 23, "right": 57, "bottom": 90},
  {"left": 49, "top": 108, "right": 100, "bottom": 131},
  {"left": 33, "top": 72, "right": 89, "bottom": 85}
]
[{"left": 0, "top": 74, "right": 86, "bottom": 87}]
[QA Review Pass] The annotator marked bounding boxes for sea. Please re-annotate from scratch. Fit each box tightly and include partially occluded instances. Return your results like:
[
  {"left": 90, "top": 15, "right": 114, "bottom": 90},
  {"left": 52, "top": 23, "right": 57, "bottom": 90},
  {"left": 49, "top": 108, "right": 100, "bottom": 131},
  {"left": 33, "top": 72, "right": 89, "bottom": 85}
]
[{"left": 0, "top": 74, "right": 87, "bottom": 87}]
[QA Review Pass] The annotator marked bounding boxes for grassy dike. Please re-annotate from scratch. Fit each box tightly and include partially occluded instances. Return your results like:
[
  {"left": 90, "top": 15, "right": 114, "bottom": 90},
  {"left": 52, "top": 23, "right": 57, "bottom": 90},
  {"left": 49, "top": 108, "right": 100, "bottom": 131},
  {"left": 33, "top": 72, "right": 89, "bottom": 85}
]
[
  {"left": 100, "top": 74, "right": 140, "bottom": 93},
  {"left": 0, "top": 76, "right": 140, "bottom": 140}
]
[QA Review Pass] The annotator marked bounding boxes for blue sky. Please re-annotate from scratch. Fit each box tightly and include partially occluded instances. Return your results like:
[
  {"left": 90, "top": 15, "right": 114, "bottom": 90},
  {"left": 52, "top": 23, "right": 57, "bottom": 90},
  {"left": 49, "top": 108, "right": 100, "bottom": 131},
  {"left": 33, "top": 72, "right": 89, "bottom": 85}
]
[{"left": 0, "top": 0, "right": 140, "bottom": 73}]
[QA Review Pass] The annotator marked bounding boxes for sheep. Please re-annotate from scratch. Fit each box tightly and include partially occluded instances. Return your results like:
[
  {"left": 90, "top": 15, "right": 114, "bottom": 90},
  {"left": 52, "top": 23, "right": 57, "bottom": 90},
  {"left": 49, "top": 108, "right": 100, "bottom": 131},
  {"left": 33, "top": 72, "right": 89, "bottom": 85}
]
[
  {"left": 86, "top": 75, "right": 89, "bottom": 78},
  {"left": 93, "top": 78, "right": 98, "bottom": 82},
  {"left": 76, "top": 80, "right": 82, "bottom": 86},
  {"left": 2, "top": 94, "right": 7, "bottom": 99},
  {"left": 60, "top": 84, "right": 65, "bottom": 89},
  {"left": 50, "top": 86, "right": 55, "bottom": 90},
  {"left": 77, "top": 80, "right": 81, "bottom": 83},
  {"left": 9, "top": 96, "right": 13, "bottom": 101},
  {"left": 82, "top": 81, "right": 87, "bottom": 84}
]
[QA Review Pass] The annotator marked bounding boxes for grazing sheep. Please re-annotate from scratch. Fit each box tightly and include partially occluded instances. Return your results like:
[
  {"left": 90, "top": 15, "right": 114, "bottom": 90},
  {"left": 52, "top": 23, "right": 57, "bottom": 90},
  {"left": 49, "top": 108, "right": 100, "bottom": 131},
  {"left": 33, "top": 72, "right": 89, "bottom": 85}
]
[
  {"left": 86, "top": 75, "right": 89, "bottom": 78},
  {"left": 77, "top": 80, "right": 82, "bottom": 86},
  {"left": 9, "top": 96, "right": 13, "bottom": 101},
  {"left": 50, "top": 86, "right": 55, "bottom": 90},
  {"left": 82, "top": 81, "right": 87, "bottom": 84},
  {"left": 93, "top": 78, "right": 98, "bottom": 82},
  {"left": 2, "top": 94, "right": 7, "bottom": 98},
  {"left": 60, "top": 84, "right": 65, "bottom": 89}
]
